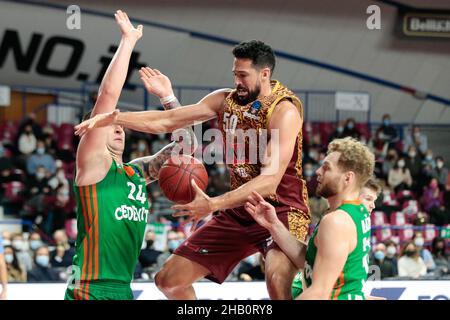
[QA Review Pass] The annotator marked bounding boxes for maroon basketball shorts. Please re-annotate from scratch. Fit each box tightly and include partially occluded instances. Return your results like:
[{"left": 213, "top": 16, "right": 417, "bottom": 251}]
[{"left": 174, "top": 206, "right": 310, "bottom": 284}]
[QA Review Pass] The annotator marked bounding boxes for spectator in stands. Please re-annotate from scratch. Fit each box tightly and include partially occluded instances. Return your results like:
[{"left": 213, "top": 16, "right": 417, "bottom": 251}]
[
  {"left": 27, "top": 246, "right": 61, "bottom": 282},
  {"left": 376, "top": 114, "right": 399, "bottom": 149},
  {"left": 384, "top": 240, "right": 399, "bottom": 276},
  {"left": 48, "top": 168, "right": 70, "bottom": 191},
  {"left": 382, "top": 149, "right": 398, "bottom": 178},
  {"left": 422, "top": 149, "right": 436, "bottom": 169},
  {"left": 388, "top": 158, "right": 413, "bottom": 193},
  {"left": 40, "top": 125, "right": 57, "bottom": 157},
  {"left": 130, "top": 138, "right": 150, "bottom": 160},
  {"left": 421, "top": 179, "right": 445, "bottom": 226},
  {"left": 41, "top": 185, "right": 75, "bottom": 236},
  {"left": 27, "top": 166, "right": 52, "bottom": 197},
  {"left": 433, "top": 156, "right": 449, "bottom": 188},
  {"left": 405, "top": 146, "right": 422, "bottom": 180},
  {"left": 0, "top": 235, "right": 7, "bottom": 299},
  {"left": 3, "top": 246, "right": 26, "bottom": 282},
  {"left": 17, "top": 124, "right": 37, "bottom": 156},
  {"left": 156, "top": 230, "right": 183, "bottom": 270},
  {"left": 26, "top": 140, "right": 56, "bottom": 176},
  {"left": 150, "top": 188, "right": 174, "bottom": 220},
  {"left": 328, "top": 120, "right": 346, "bottom": 142},
  {"left": 28, "top": 232, "right": 43, "bottom": 252},
  {"left": 17, "top": 113, "right": 43, "bottom": 142},
  {"left": 403, "top": 125, "right": 428, "bottom": 156},
  {"left": 237, "top": 252, "right": 265, "bottom": 281},
  {"left": 139, "top": 231, "right": 162, "bottom": 272},
  {"left": 431, "top": 237, "right": 449, "bottom": 277},
  {"left": 412, "top": 232, "right": 435, "bottom": 272},
  {"left": 370, "top": 242, "right": 397, "bottom": 279},
  {"left": 398, "top": 241, "right": 427, "bottom": 278},
  {"left": 342, "top": 118, "right": 361, "bottom": 140},
  {"left": 1, "top": 231, "right": 12, "bottom": 247},
  {"left": 151, "top": 133, "right": 170, "bottom": 155},
  {"left": 50, "top": 230, "right": 75, "bottom": 268},
  {"left": 11, "top": 233, "right": 32, "bottom": 271}
]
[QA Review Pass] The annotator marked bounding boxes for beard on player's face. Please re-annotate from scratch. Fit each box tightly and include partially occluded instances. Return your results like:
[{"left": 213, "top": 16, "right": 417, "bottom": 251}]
[
  {"left": 316, "top": 175, "right": 342, "bottom": 198},
  {"left": 236, "top": 83, "right": 261, "bottom": 105}
]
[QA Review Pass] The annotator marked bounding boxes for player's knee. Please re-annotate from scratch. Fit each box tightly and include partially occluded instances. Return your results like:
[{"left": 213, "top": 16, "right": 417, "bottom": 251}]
[
  {"left": 155, "top": 269, "right": 181, "bottom": 293},
  {"left": 266, "top": 270, "right": 289, "bottom": 290}
]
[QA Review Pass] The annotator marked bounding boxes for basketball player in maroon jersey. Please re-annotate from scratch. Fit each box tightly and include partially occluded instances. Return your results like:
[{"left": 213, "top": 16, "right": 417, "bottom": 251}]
[{"left": 75, "top": 40, "right": 310, "bottom": 300}]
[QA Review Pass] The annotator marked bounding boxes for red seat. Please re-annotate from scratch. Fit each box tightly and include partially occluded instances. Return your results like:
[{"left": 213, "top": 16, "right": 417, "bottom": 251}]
[
  {"left": 2, "top": 181, "right": 25, "bottom": 203},
  {"left": 356, "top": 123, "right": 371, "bottom": 140},
  {"left": 58, "top": 123, "right": 75, "bottom": 137},
  {"left": 390, "top": 212, "right": 407, "bottom": 226},
  {"left": 0, "top": 121, "right": 19, "bottom": 143},
  {"left": 423, "top": 224, "right": 439, "bottom": 243},
  {"left": 398, "top": 224, "right": 415, "bottom": 243},
  {"left": 375, "top": 225, "right": 393, "bottom": 242},
  {"left": 371, "top": 211, "right": 387, "bottom": 226},
  {"left": 318, "top": 122, "right": 334, "bottom": 144}
]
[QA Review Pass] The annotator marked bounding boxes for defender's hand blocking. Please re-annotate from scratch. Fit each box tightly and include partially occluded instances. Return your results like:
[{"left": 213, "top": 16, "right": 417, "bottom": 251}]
[
  {"left": 139, "top": 67, "right": 174, "bottom": 99},
  {"left": 115, "top": 10, "right": 143, "bottom": 41},
  {"left": 172, "top": 179, "right": 213, "bottom": 231},
  {"left": 74, "top": 110, "right": 119, "bottom": 137},
  {"left": 245, "top": 191, "right": 279, "bottom": 230}
]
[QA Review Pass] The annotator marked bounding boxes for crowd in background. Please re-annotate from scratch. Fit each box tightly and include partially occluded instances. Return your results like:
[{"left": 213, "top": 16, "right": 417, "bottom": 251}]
[{"left": 0, "top": 111, "right": 449, "bottom": 282}]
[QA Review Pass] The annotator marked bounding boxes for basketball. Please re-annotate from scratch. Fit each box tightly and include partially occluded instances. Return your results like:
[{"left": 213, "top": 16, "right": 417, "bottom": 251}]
[{"left": 158, "top": 154, "right": 209, "bottom": 204}]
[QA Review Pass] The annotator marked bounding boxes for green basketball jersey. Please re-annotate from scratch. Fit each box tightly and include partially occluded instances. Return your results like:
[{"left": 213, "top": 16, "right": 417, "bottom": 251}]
[
  {"left": 303, "top": 202, "right": 371, "bottom": 300},
  {"left": 291, "top": 271, "right": 304, "bottom": 299},
  {"left": 71, "top": 160, "right": 149, "bottom": 287}
]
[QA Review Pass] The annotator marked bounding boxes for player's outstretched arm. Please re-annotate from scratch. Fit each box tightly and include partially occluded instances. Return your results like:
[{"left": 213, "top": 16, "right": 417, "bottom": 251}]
[
  {"left": 75, "top": 89, "right": 226, "bottom": 136},
  {"left": 297, "top": 212, "right": 353, "bottom": 300},
  {"left": 245, "top": 191, "right": 307, "bottom": 269},
  {"left": 76, "top": 10, "right": 142, "bottom": 185}
]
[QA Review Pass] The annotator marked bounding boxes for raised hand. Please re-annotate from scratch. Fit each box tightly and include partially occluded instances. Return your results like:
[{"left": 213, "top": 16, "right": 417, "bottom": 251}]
[
  {"left": 139, "top": 67, "right": 174, "bottom": 99},
  {"left": 74, "top": 110, "right": 119, "bottom": 137},
  {"left": 114, "top": 10, "right": 143, "bottom": 42},
  {"left": 244, "top": 191, "right": 278, "bottom": 230},
  {"left": 172, "top": 179, "right": 213, "bottom": 232}
]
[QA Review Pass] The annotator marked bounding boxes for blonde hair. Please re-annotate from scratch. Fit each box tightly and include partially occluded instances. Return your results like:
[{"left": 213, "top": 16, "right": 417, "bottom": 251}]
[
  {"left": 364, "top": 177, "right": 381, "bottom": 195},
  {"left": 328, "top": 137, "right": 375, "bottom": 188}
]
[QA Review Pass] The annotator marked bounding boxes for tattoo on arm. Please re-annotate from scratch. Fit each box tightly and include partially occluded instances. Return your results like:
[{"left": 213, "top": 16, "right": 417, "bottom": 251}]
[{"left": 130, "top": 96, "right": 198, "bottom": 184}]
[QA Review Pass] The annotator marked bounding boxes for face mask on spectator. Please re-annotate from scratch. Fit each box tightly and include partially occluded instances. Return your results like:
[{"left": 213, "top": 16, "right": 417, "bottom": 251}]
[
  {"left": 414, "top": 237, "right": 424, "bottom": 247},
  {"left": 217, "top": 166, "right": 226, "bottom": 174},
  {"left": 37, "top": 147, "right": 45, "bottom": 155},
  {"left": 337, "top": 126, "right": 344, "bottom": 133},
  {"left": 0, "top": 145, "right": 4, "bottom": 157},
  {"left": 430, "top": 181, "right": 438, "bottom": 189},
  {"left": 408, "top": 151, "right": 416, "bottom": 158},
  {"left": 3, "top": 239, "right": 11, "bottom": 246},
  {"left": 405, "top": 250, "right": 416, "bottom": 257},
  {"left": 36, "top": 255, "right": 50, "bottom": 267},
  {"left": 168, "top": 240, "right": 181, "bottom": 251},
  {"left": 138, "top": 143, "right": 146, "bottom": 152},
  {"left": 426, "top": 155, "right": 433, "bottom": 161},
  {"left": 30, "top": 240, "right": 42, "bottom": 251},
  {"left": 436, "top": 161, "right": 444, "bottom": 169},
  {"left": 383, "top": 119, "right": 390, "bottom": 126},
  {"left": 347, "top": 122, "right": 354, "bottom": 130},
  {"left": 374, "top": 250, "right": 385, "bottom": 261},
  {"left": 158, "top": 133, "right": 165, "bottom": 140},
  {"left": 12, "top": 240, "right": 24, "bottom": 251},
  {"left": 304, "top": 169, "right": 313, "bottom": 178},
  {"left": 36, "top": 171, "right": 45, "bottom": 180},
  {"left": 4, "top": 254, "right": 13, "bottom": 264},
  {"left": 387, "top": 246, "right": 396, "bottom": 256},
  {"left": 397, "top": 160, "right": 405, "bottom": 168},
  {"left": 57, "top": 171, "right": 66, "bottom": 180}
]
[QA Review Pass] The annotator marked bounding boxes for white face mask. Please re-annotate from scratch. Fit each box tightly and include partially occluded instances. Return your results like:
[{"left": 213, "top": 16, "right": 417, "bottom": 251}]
[
  {"left": 398, "top": 160, "right": 405, "bottom": 168},
  {"left": 4, "top": 254, "right": 14, "bottom": 264},
  {"left": 387, "top": 246, "right": 396, "bottom": 256},
  {"left": 414, "top": 237, "right": 425, "bottom": 247},
  {"left": 12, "top": 240, "right": 24, "bottom": 251}
]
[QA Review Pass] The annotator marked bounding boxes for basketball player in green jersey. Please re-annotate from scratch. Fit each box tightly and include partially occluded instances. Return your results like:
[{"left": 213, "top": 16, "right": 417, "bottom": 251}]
[
  {"left": 291, "top": 178, "right": 381, "bottom": 299},
  {"left": 245, "top": 137, "right": 376, "bottom": 300},
  {"left": 65, "top": 10, "right": 195, "bottom": 300}
]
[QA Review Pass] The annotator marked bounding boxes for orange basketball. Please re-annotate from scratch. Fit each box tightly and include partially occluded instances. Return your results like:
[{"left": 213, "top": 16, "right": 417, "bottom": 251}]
[{"left": 158, "top": 155, "right": 208, "bottom": 204}]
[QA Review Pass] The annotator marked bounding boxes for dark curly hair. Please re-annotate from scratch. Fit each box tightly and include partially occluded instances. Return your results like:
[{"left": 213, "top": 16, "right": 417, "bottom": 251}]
[{"left": 232, "top": 40, "right": 276, "bottom": 75}]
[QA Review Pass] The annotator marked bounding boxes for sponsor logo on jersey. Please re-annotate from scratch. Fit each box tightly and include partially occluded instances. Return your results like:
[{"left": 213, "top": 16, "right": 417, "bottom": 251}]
[
  {"left": 244, "top": 100, "right": 262, "bottom": 120},
  {"left": 114, "top": 205, "right": 149, "bottom": 222}
]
